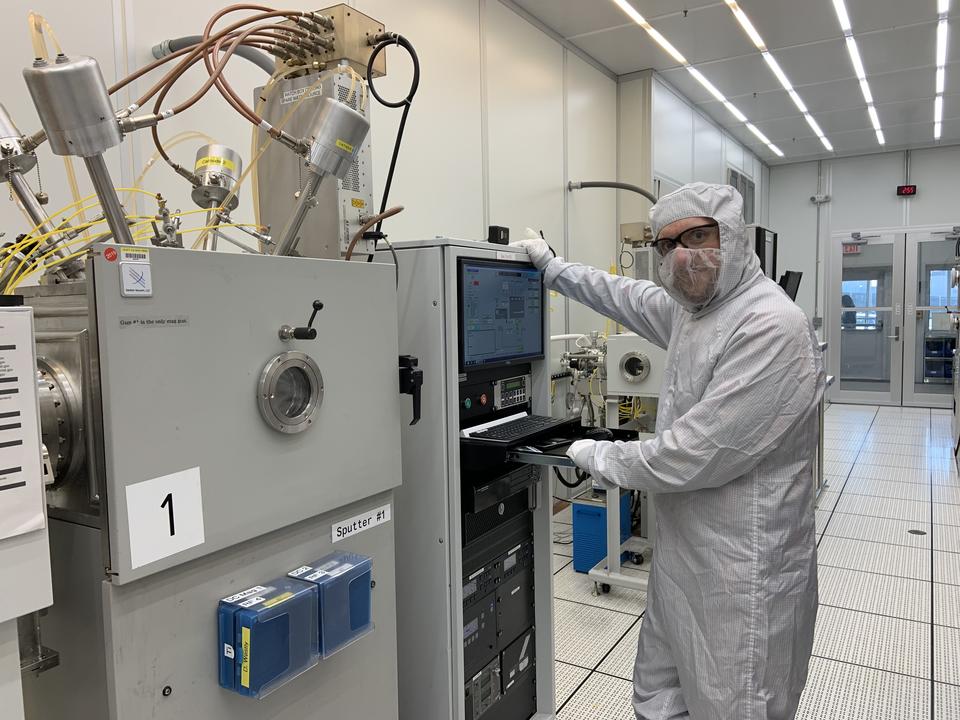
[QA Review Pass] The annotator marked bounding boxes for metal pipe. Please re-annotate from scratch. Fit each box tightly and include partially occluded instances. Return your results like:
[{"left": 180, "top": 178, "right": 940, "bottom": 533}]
[
  {"left": 8, "top": 171, "right": 57, "bottom": 239},
  {"left": 568, "top": 180, "right": 658, "bottom": 205},
  {"left": 82, "top": 155, "right": 134, "bottom": 245},
  {"left": 206, "top": 200, "right": 221, "bottom": 251},
  {"left": 273, "top": 171, "right": 324, "bottom": 256}
]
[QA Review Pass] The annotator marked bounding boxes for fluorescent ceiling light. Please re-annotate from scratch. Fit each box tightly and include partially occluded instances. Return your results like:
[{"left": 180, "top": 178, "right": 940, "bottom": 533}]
[
  {"left": 935, "top": 121, "right": 943, "bottom": 139},
  {"left": 875, "top": 128, "right": 885, "bottom": 145},
  {"left": 646, "top": 27, "right": 687, "bottom": 64},
  {"left": 610, "top": 0, "right": 785, "bottom": 160},
  {"left": 686, "top": 67, "right": 726, "bottom": 102},
  {"left": 867, "top": 105, "right": 881, "bottom": 130},
  {"left": 723, "top": 101, "right": 748, "bottom": 123},
  {"left": 787, "top": 90, "right": 808, "bottom": 113},
  {"left": 936, "top": 67, "right": 945, "bottom": 94},
  {"left": 937, "top": 19, "right": 949, "bottom": 67},
  {"left": 832, "top": 0, "right": 852, "bottom": 32},
  {"left": 725, "top": 1, "right": 766, "bottom": 49},
  {"left": 762, "top": 53, "right": 793, "bottom": 91},
  {"left": 804, "top": 114, "right": 826, "bottom": 138},
  {"left": 819, "top": 137, "right": 834, "bottom": 152},
  {"left": 859, "top": 79, "right": 873, "bottom": 104},
  {"left": 611, "top": 0, "right": 646, "bottom": 26},
  {"left": 845, "top": 36, "right": 867, "bottom": 80},
  {"left": 939, "top": 0, "right": 951, "bottom": 15},
  {"left": 935, "top": 95, "right": 944, "bottom": 122},
  {"left": 746, "top": 123, "right": 773, "bottom": 145}
]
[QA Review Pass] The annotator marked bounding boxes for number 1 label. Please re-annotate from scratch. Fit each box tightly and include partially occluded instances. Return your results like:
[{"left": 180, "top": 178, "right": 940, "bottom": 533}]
[{"left": 125, "top": 467, "right": 205, "bottom": 570}]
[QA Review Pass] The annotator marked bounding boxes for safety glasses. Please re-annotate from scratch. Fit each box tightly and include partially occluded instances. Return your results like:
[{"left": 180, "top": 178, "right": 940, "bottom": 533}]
[{"left": 651, "top": 222, "right": 719, "bottom": 257}]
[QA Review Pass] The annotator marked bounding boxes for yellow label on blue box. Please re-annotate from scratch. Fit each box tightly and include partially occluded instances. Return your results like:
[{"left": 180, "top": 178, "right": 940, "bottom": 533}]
[
  {"left": 335, "top": 139, "right": 354, "bottom": 153},
  {"left": 240, "top": 627, "right": 251, "bottom": 688},
  {"left": 262, "top": 591, "right": 294, "bottom": 609}
]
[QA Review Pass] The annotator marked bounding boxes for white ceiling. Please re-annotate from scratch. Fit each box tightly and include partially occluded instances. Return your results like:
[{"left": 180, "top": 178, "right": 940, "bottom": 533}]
[{"left": 513, "top": 0, "right": 960, "bottom": 165}]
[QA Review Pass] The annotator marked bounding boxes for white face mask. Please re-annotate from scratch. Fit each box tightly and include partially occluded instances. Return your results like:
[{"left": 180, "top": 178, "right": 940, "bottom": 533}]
[{"left": 658, "top": 247, "right": 722, "bottom": 310}]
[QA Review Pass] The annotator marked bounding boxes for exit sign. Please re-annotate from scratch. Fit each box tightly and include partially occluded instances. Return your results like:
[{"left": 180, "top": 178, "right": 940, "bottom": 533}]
[
  {"left": 842, "top": 243, "right": 862, "bottom": 255},
  {"left": 897, "top": 184, "right": 918, "bottom": 196}
]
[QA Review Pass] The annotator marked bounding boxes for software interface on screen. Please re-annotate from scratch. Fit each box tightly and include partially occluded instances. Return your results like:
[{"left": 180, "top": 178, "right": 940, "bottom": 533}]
[{"left": 461, "top": 261, "right": 543, "bottom": 367}]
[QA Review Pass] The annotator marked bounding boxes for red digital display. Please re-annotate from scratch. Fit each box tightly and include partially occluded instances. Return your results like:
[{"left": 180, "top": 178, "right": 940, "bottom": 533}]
[{"left": 897, "top": 184, "right": 918, "bottom": 196}]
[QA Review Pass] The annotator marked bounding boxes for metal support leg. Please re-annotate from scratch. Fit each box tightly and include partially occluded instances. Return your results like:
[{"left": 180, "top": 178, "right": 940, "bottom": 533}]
[{"left": 82, "top": 154, "right": 134, "bottom": 245}]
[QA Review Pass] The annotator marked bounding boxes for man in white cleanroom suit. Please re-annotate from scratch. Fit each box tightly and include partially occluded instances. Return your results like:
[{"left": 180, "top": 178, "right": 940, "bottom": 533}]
[{"left": 514, "top": 182, "right": 824, "bottom": 719}]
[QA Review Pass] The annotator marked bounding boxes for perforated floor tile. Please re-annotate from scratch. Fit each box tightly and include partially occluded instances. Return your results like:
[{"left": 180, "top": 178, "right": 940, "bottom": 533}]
[
  {"left": 824, "top": 448, "right": 860, "bottom": 464},
  {"left": 936, "top": 523, "right": 960, "bottom": 553},
  {"left": 863, "top": 452, "right": 936, "bottom": 470},
  {"left": 936, "top": 682, "right": 960, "bottom": 719},
  {"left": 554, "top": 526, "right": 574, "bottom": 557},
  {"left": 555, "top": 661, "right": 590, "bottom": 708},
  {"left": 935, "top": 581, "right": 960, "bottom": 629},
  {"left": 824, "top": 459, "right": 854, "bottom": 476},
  {"left": 819, "top": 565, "right": 931, "bottom": 622},
  {"left": 552, "top": 564, "right": 647, "bottom": 616},
  {"left": 932, "top": 469, "right": 960, "bottom": 486},
  {"left": 835, "top": 494, "right": 930, "bottom": 523},
  {"left": 815, "top": 509, "right": 832, "bottom": 538},
  {"left": 936, "top": 551, "right": 960, "bottom": 585},
  {"left": 596, "top": 618, "right": 642, "bottom": 681},
  {"left": 816, "top": 490, "right": 840, "bottom": 512},
  {"left": 796, "top": 656, "right": 929, "bottom": 720},
  {"left": 844, "top": 476, "right": 930, "bottom": 502},
  {"left": 934, "top": 485, "right": 960, "bottom": 505},
  {"left": 821, "top": 475, "right": 849, "bottom": 493},
  {"left": 554, "top": 554, "right": 573, "bottom": 574},
  {"left": 849, "top": 464, "right": 929, "bottom": 484},
  {"left": 934, "top": 503, "right": 960, "bottom": 526},
  {"left": 824, "top": 512, "right": 932, "bottom": 549},
  {"left": 812, "top": 605, "right": 930, "bottom": 679},
  {"left": 553, "top": 598, "right": 636, "bottom": 669},
  {"left": 556, "top": 670, "right": 634, "bottom": 720},
  {"left": 817, "top": 536, "right": 931, "bottom": 581},
  {"left": 934, "top": 624, "right": 960, "bottom": 685}
]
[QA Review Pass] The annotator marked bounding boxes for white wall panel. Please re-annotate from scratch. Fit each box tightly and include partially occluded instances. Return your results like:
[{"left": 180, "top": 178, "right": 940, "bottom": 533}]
[
  {"left": 907, "top": 146, "right": 960, "bottom": 227},
  {"left": 485, "top": 0, "right": 565, "bottom": 337},
  {"left": 565, "top": 53, "right": 617, "bottom": 337},
  {"left": 827, "top": 152, "right": 905, "bottom": 231},
  {"left": 769, "top": 161, "right": 820, "bottom": 318},
  {"left": 693, "top": 114, "right": 723, "bottom": 184},
  {"left": 724, "top": 136, "right": 745, "bottom": 174},
  {"left": 652, "top": 81, "right": 693, "bottom": 185}
]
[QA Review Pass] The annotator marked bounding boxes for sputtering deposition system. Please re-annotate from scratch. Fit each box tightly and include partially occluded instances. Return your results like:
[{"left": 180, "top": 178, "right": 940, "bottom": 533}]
[{"left": 1, "top": 5, "right": 422, "bottom": 719}]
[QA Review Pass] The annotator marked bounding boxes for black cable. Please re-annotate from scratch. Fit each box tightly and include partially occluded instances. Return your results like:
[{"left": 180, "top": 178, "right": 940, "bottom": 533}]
[
  {"left": 364, "top": 34, "right": 420, "bottom": 262},
  {"left": 553, "top": 466, "right": 589, "bottom": 489}
]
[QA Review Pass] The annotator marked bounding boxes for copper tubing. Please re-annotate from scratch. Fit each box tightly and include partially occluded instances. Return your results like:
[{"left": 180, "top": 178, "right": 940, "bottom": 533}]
[{"left": 344, "top": 207, "right": 404, "bottom": 261}]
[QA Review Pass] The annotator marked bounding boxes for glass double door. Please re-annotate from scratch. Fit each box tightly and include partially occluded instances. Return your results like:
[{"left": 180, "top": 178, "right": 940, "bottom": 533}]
[{"left": 828, "top": 229, "right": 959, "bottom": 408}]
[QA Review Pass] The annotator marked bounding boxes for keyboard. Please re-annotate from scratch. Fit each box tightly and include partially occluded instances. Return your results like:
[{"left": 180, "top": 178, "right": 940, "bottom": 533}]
[{"left": 469, "top": 414, "right": 571, "bottom": 444}]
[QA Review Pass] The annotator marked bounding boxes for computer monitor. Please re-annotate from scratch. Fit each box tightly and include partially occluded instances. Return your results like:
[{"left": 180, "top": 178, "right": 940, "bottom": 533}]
[
  {"left": 778, "top": 271, "right": 802, "bottom": 302},
  {"left": 458, "top": 258, "right": 545, "bottom": 371}
]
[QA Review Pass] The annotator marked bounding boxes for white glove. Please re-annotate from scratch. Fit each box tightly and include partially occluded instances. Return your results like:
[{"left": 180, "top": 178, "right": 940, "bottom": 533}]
[
  {"left": 509, "top": 228, "right": 554, "bottom": 271},
  {"left": 566, "top": 439, "right": 617, "bottom": 490}
]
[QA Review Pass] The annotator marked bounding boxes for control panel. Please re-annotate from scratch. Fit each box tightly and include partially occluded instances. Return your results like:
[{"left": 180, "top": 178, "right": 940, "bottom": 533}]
[{"left": 492, "top": 375, "right": 529, "bottom": 411}]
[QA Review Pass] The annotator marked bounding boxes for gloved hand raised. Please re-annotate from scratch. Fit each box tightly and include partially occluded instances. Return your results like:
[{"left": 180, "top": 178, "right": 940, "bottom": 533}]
[{"left": 509, "top": 228, "right": 555, "bottom": 271}]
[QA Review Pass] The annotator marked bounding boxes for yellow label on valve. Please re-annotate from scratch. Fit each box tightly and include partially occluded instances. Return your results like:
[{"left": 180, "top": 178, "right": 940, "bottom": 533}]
[
  {"left": 351, "top": 198, "right": 366, "bottom": 209},
  {"left": 195, "top": 156, "right": 236, "bottom": 172},
  {"left": 240, "top": 627, "right": 251, "bottom": 688},
  {"left": 335, "top": 139, "right": 354, "bottom": 153}
]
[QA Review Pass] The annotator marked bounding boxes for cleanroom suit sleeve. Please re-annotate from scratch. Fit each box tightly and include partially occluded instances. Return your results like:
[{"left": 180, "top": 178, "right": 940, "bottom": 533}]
[
  {"left": 582, "top": 315, "right": 823, "bottom": 493},
  {"left": 543, "top": 259, "right": 675, "bottom": 349}
]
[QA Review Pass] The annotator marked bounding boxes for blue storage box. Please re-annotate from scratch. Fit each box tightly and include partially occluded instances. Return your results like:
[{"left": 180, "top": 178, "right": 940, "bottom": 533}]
[
  {"left": 288, "top": 551, "right": 374, "bottom": 658},
  {"left": 572, "top": 490, "right": 631, "bottom": 573},
  {"left": 218, "top": 577, "right": 319, "bottom": 698}
]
